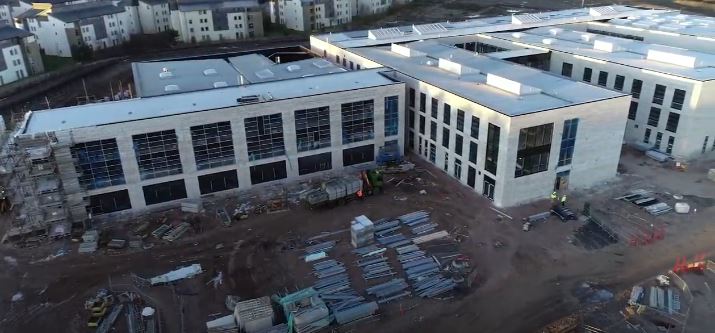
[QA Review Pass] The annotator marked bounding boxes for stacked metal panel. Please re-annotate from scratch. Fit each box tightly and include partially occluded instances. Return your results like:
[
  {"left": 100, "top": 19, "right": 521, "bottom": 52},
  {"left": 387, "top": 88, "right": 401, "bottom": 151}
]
[
  {"left": 396, "top": 244, "right": 455, "bottom": 298},
  {"left": 234, "top": 297, "right": 274, "bottom": 333},
  {"left": 358, "top": 252, "right": 395, "bottom": 280},
  {"left": 305, "top": 241, "right": 336, "bottom": 255},
  {"left": 366, "top": 278, "right": 411, "bottom": 304}
]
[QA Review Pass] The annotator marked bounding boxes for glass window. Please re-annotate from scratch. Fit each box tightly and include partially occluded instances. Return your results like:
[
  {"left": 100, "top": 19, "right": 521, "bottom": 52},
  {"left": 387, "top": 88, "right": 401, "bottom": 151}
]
[
  {"left": 614, "top": 75, "right": 625, "bottom": 91},
  {"left": 558, "top": 119, "right": 578, "bottom": 167},
  {"left": 485, "top": 124, "right": 500, "bottom": 175},
  {"left": 419, "top": 115, "right": 425, "bottom": 135},
  {"left": 429, "top": 143, "right": 436, "bottom": 163},
  {"left": 647, "top": 107, "right": 661, "bottom": 127},
  {"left": 467, "top": 166, "right": 476, "bottom": 188},
  {"left": 87, "top": 190, "right": 131, "bottom": 215},
  {"left": 470, "top": 116, "right": 479, "bottom": 140},
  {"left": 191, "top": 121, "right": 235, "bottom": 170},
  {"left": 453, "top": 159, "right": 462, "bottom": 180},
  {"left": 654, "top": 132, "right": 663, "bottom": 150},
  {"left": 469, "top": 142, "right": 477, "bottom": 164},
  {"left": 198, "top": 170, "right": 239, "bottom": 194},
  {"left": 631, "top": 79, "right": 643, "bottom": 99},
  {"left": 384, "top": 96, "right": 399, "bottom": 137},
  {"left": 430, "top": 121, "right": 437, "bottom": 141},
  {"left": 443, "top": 103, "right": 451, "bottom": 125},
  {"left": 652, "top": 84, "right": 666, "bottom": 105},
  {"left": 597, "top": 71, "right": 608, "bottom": 86},
  {"left": 455, "top": 134, "right": 463, "bottom": 156},
  {"left": 666, "top": 136, "right": 675, "bottom": 154},
  {"left": 628, "top": 101, "right": 638, "bottom": 120},
  {"left": 408, "top": 110, "right": 415, "bottom": 130},
  {"left": 515, "top": 123, "right": 554, "bottom": 178},
  {"left": 143, "top": 179, "right": 187, "bottom": 205},
  {"left": 245, "top": 113, "right": 285, "bottom": 161},
  {"left": 644, "top": 128, "right": 651, "bottom": 143},
  {"left": 133, "top": 130, "right": 182, "bottom": 180},
  {"left": 71, "top": 139, "right": 125, "bottom": 190},
  {"left": 561, "top": 62, "right": 573, "bottom": 77},
  {"left": 419, "top": 93, "right": 426, "bottom": 112},
  {"left": 431, "top": 98, "right": 438, "bottom": 119},
  {"left": 703, "top": 136, "right": 710, "bottom": 154},
  {"left": 666, "top": 112, "right": 680, "bottom": 133},
  {"left": 295, "top": 106, "right": 331, "bottom": 152},
  {"left": 341, "top": 100, "right": 374, "bottom": 144},
  {"left": 456, "top": 109, "right": 465, "bottom": 132},
  {"left": 582, "top": 67, "right": 592, "bottom": 82},
  {"left": 442, "top": 127, "right": 450, "bottom": 148},
  {"left": 298, "top": 152, "right": 332, "bottom": 175},
  {"left": 671, "top": 89, "right": 685, "bottom": 110},
  {"left": 409, "top": 88, "right": 415, "bottom": 107},
  {"left": 250, "top": 160, "right": 287, "bottom": 184}
]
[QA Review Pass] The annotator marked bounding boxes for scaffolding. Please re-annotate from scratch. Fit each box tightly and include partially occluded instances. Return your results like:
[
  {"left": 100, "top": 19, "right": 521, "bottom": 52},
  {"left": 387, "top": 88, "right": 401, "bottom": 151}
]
[{"left": 5, "top": 131, "right": 86, "bottom": 247}]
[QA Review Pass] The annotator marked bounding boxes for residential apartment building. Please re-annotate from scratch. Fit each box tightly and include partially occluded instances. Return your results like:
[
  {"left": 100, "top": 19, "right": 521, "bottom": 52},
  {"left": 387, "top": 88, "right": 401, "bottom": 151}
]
[
  {"left": 138, "top": 0, "right": 170, "bottom": 33},
  {"left": 487, "top": 24, "right": 715, "bottom": 159},
  {"left": 311, "top": 6, "right": 671, "bottom": 207},
  {"left": 0, "top": 25, "right": 43, "bottom": 85},
  {"left": 1, "top": 0, "right": 31, "bottom": 25},
  {"left": 170, "top": 0, "right": 264, "bottom": 43},
  {"left": 9, "top": 56, "right": 403, "bottom": 241},
  {"left": 19, "top": 1, "right": 132, "bottom": 57},
  {"left": 352, "top": 0, "right": 391, "bottom": 16},
  {"left": 273, "top": 0, "right": 351, "bottom": 32}
]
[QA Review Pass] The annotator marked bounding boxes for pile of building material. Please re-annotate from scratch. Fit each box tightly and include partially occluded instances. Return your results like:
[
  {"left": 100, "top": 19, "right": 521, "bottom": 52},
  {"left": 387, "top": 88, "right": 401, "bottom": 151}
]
[
  {"left": 162, "top": 222, "right": 191, "bottom": 241},
  {"left": 648, "top": 286, "right": 681, "bottom": 314},
  {"left": 275, "top": 288, "right": 330, "bottom": 333},
  {"left": 674, "top": 202, "right": 690, "bottom": 214},
  {"left": 618, "top": 190, "right": 672, "bottom": 216},
  {"left": 305, "top": 241, "right": 336, "bottom": 255},
  {"left": 350, "top": 215, "right": 374, "bottom": 248},
  {"left": 180, "top": 200, "right": 202, "bottom": 213},
  {"left": 149, "top": 264, "right": 202, "bottom": 285},
  {"left": 151, "top": 224, "right": 171, "bottom": 238},
  {"left": 376, "top": 233, "right": 411, "bottom": 248},
  {"left": 366, "top": 278, "right": 411, "bottom": 304},
  {"left": 396, "top": 243, "right": 455, "bottom": 298},
  {"left": 234, "top": 297, "right": 275, "bottom": 333},
  {"left": 79, "top": 230, "right": 99, "bottom": 254},
  {"left": 398, "top": 211, "right": 430, "bottom": 226},
  {"left": 312, "top": 260, "right": 351, "bottom": 294},
  {"left": 357, "top": 250, "right": 395, "bottom": 280}
]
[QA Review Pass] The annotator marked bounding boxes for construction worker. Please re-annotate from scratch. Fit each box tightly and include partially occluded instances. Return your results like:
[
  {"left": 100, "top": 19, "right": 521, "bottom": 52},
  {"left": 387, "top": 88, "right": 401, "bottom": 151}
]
[
  {"left": 550, "top": 191, "right": 558, "bottom": 203},
  {"left": 561, "top": 194, "right": 567, "bottom": 206}
]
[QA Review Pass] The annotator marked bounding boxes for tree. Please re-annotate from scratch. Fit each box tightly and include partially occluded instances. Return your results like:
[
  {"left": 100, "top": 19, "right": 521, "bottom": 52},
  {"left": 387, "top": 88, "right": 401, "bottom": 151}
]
[{"left": 71, "top": 44, "right": 93, "bottom": 62}]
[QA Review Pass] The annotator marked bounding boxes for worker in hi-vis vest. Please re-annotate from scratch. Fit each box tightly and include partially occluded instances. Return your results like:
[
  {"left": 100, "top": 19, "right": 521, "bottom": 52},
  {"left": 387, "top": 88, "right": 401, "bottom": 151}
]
[
  {"left": 550, "top": 191, "right": 558, "bottom": 202},
  {"left": 561, "top": 195, "right": 567, "bottom": 206}
]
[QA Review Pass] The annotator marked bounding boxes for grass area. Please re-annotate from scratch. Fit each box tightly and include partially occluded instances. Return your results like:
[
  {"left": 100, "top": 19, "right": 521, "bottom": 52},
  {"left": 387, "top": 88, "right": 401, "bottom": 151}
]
[{"left": 41, "top": 55, "right": 76, "bottom": 72}]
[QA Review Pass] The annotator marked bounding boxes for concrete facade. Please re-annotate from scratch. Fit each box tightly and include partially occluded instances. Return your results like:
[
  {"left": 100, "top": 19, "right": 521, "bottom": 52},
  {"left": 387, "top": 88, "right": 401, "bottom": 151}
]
[
  {"left": 274, "top": 0, "right": 352, "bottom": 32},
  {"left": 171, "top": 1, "right": 264, "bottom": 43},
  {"left": 138, "top": 0, "right": 170, "bottom": 34}
]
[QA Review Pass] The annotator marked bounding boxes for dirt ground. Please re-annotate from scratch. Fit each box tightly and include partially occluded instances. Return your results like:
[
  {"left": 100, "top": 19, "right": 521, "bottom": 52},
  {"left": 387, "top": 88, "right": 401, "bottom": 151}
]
[{"left": 0, "top": 147, "right": 713, "bottom": 333}]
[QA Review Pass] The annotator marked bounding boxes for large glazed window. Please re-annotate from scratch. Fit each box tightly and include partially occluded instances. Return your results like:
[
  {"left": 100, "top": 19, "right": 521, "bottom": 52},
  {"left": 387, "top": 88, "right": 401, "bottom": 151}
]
[
  {"left": 341, "top": 100, "right": 374, "bottom": 144},
  {"left": 384, "top": 96, "right": 399, "bottom": 137},
  {"left": 87, "top": 189, "right": 131, "bottom": 215},
  {"left": 515, "top": 123, "right": 553, "bottom": 178},
  {"left": 558, "top": 119, "right": 579, "bottom": 167},
  {"left": 295, "top": 106, "right": 331, "bottom": 152},
  {"left": 245, "top": 113, "right": 285, "bottom": 161},
  {"left": 143, "top": 179, "right": 187, "bottom": 205},
  {"left": 343, "top": 144, "right": 374, "bottom": 166},
  {"left": 133, "top": 130, "right": 183, "bottom": 181},
  {"left": 198, "top": 170, "right": 239, "bottom": 195},
  {"left": 484, "top": 123, "right": 500, "bottom": 175},
  {"left": 71, "top": 139, "right": 125, "bottom": 190},
  {"left": 191, "top": 121, "right": 235, "bottom": 170},
  {"left": 250, "top": 160, "right": 287, "bottom": 184}
]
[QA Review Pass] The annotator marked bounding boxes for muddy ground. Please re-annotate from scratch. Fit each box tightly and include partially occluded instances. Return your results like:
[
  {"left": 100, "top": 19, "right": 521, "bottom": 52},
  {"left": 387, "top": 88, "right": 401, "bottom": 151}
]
[{"left": 0, "top": 148, "right": 713, "bottom": 333}]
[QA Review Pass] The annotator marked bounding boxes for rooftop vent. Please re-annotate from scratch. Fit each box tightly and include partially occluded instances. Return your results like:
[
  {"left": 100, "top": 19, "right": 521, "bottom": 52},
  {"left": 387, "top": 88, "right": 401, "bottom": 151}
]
[
  {"left": 286, "top": 64, "right": 301, "bottom": 72},
  {"left": 486, "top": 73, "right": 541, "bottom": 96},
  {"left": 631, "top": 21, "right": 655, "bottom": 28},
  {"left": 512, "top": 14, "right": 541, "bottom": 25},
  {"left": 213, "top": 81, "right": 228, "bottom": 88},
  {"left": 593, "top": 39, "right": 624, "bottom": 53},
  {"left": 313, "top": 59, "right": 333, "bottom": 68},
  {"left": 159, "top": 71, "right": 173, "bottom": 79},
  {"left": 237, "top": 95, "right": 261, "bottom": 104},
  {"left": 580, "top": 33, "right": 596, "bottom": 42},
  {"left": 647, "top": 49, "right": 701, "bottom": 68},
  {"left": 255, "top": 69, "right": 275, "bottom": 79},
  {"left": 412, "top": 23, "right": 448, "bottom": 35},
  {"left": 548, "top": 28, "right": 563, "bottom": 36},
  {"left": 511, "top": 32, "right": 524, "bottom": 39},
  {"left": 542, "top": 38, "right": 555, "bottom": 45},
  {"left": 368, "top": 27, "right": 403, "bottom": 40},
  {"left": 203, "top": 68, "right": 218, "bottom": 76},
  {"left": 164, "top": 84, "right": 180, "bottom": 92},
  {"left": 391, "top": 43, "right": 426, "bottom": 58},
  {"left": 438, "top": 58, "right": 479, "bottom": 76},
  {"left": 589, "top": 6, "right": 618, "bottom": 17}
]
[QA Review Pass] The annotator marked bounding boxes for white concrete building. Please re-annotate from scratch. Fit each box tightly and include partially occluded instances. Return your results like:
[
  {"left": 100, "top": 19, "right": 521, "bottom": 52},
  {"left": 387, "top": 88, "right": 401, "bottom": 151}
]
[
  {"left": 0, "top": 25, "right": 43, "bottom": 85},
  {"left": 273, "top": 0, "right": 351, "bottom": 32},
  {"left": 310, "top": 6, "right": 673, "bottom": 207},
  {"left": 19, "top": 1, "right": 131, "bottom": 57},
  {"left": 120, "top": 0, "right": 142, "bottom": 35},
  {"left": 138, "top": 0, "right": 170, "bottom": 33},
  {"left": 170, "top": 0, "right": 264, "bottom": 43},
  {"left": 487, "top": 24, "right": 715, "bottom": 159},
  {"left": 352, "top": 0, "right": 391, "bottom": 17},
  {"left": 11, "top": 56, "right": 404, "bottom": 234}
]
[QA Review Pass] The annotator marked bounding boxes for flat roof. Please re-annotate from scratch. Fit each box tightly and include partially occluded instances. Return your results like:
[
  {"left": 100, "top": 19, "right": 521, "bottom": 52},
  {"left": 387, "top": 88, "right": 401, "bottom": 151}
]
[
  {"left": 607, "top": 12, "right": 715, "bottom": 39},
  {"left": 22, "top": 69, "right": 401, "bottom": 134},
  {"left": 349, "top": 41, "right": 626, "bottom": 116},
  {"left": 228, "top": 54, "right": 346, "bottom": 83},
  {"left": 176, "top": 0, "right": 259, "bottom": 12},
  {"left": 488, "top": 27, "right": 715, "bottom": 81},
  {"left": 132, "top": 59, "right": 241, "bottom": 97},
  {"left": 50, "top": 1, "right": 125, "bottom": 22},
  {"left": 312, "top": 6, "right": 666, "bottom": 48}
]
